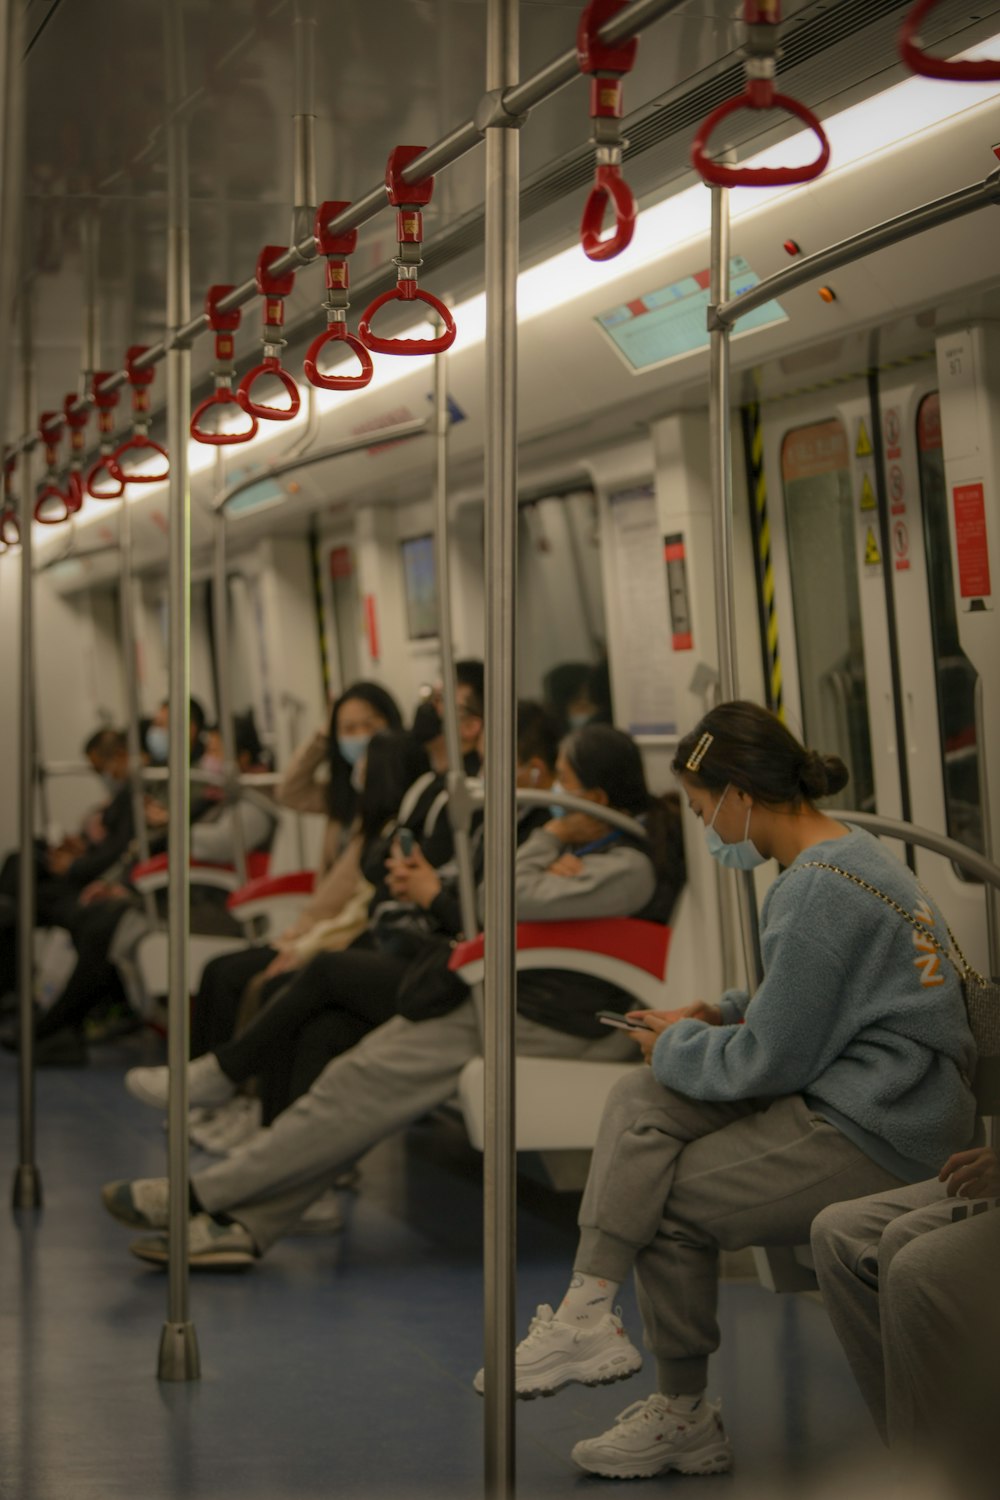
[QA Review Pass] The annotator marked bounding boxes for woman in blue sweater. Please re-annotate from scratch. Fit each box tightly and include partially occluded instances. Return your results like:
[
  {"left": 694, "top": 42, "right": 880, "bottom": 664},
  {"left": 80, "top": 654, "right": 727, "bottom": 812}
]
[{"left": 487, "top": 700, "right": 977, "bottom": 1482}]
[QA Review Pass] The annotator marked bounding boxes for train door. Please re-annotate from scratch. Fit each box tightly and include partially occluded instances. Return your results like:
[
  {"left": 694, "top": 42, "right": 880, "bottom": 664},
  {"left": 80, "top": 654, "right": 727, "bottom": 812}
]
[{"left": 762, "top": 372, "right": 990, "bottom": 970}]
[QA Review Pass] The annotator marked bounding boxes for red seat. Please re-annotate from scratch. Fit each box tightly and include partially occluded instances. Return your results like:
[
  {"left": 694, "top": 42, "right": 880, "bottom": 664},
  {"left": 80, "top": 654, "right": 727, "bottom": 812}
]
[
  {"left": 449, "top": 918, "right": 670, "bottom": 1010},
  {"left": 131, "top": 850, "right": 270, "bottom": 894}
]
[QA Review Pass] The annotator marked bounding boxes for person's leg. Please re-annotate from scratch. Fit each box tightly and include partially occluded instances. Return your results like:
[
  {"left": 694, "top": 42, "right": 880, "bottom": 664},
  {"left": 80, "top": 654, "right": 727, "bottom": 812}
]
[
  {"left": 213, "top": 948, "right": 408, "bottom": 1084},
  {"left": 881, "top": 1197, "right": 1000, "bottom": 1472},
  {"left": 271, "top": 1009, "right": 373, "bottom": 1121},
  {"left": 190, "top": 945, "right": 277, "bottom": 1057},
  {"left": 34, "top": 900, "right": 130, "bottom": 1041},
  {"left": 810, "top": 1177, "right": 946, "bottom": 1441}
]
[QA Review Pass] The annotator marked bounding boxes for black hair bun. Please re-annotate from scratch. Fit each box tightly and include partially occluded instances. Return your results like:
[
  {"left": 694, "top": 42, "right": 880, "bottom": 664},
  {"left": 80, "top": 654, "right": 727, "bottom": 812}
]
[{"left": 799, "top": 749, "right": 849, "bottom": 800}]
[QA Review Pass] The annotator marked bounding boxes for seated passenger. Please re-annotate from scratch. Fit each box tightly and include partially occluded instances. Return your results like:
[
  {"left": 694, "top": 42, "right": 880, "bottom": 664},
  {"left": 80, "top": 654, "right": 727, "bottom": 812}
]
[
  {"left": 811, "top": 1145, "right": 1000, "bottom": 1498},
  {"left": 467, "top": 702, "right": 977, "bottom": 1482},
  {"left": 124, "top": 702, "right": 558, "bottom": 1126},
  {"left": 126, "top": 728, "right": 432, "bottom": 1118},
  {"left": 100, "top": 722, "right": 685, "bottom": 1266},
  {"left": 411, "top": 658, "right": 485, "bottom": 778}
]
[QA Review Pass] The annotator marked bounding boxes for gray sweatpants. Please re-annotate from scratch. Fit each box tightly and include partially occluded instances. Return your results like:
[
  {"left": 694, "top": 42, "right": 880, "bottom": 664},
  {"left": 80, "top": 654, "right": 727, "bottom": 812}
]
[
  {"left": 575, "top": 1069, "right": 904, "bottom": 1394},
  {"left": 193, "top": 999, "right": 635, "bottom": 1251},
  {"left": 810, "top": 1177, "right": 1000, "bottom": 1470}
]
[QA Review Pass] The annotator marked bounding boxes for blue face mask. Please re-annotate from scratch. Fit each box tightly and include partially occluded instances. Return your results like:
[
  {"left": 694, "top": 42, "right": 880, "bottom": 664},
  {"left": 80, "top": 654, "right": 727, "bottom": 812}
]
[
  {"left": 567, "top": 712, "right": 591, "bottom": 731},
  {"left": 146, "top": 725, "right": 169, "bottom": 764},
  {"left": 338, "top": 735, "right": 370, "bottom": 768},
  {"left": 548, "top": 779, "right": 569, "bottom": 823},
  {"left": 704, "top": 784, "right": 766, "bottom": 871}
]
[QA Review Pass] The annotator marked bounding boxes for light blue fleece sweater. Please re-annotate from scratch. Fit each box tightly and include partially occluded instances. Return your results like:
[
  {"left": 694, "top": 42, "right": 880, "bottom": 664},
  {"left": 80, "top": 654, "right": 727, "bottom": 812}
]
[{"left": 652, "top": 827, "right": 978, "bottom": 1179}]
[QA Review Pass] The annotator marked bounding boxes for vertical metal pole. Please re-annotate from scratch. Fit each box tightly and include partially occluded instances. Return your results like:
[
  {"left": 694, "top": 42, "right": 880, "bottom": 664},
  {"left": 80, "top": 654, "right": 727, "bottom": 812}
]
[
  {"left": 708, "top": 184, "right": 763, "bottom": 987},
  {"left": 483, "top": 0, "right": 519, "bottom": 1494},
  {"left": 12, "top": 280, "right": 41, "bottom": 1211},
  {"left": 213, "top": 459, "right": 247, "bottom": 885},
  {"left": 158, "top": 0, "right": 199, "bottom": 1384},
  {"left": 432, "top": 346, "right": 481, "bottom": 969},
  {"left": 118, "top": 496, "right": 156, "bottom": 922},
  {"left": 291, "top": 0, "right": 318, "bottom": 246},
  {"left": 0, "top": 0, "right": 25, "bottom": 442}
]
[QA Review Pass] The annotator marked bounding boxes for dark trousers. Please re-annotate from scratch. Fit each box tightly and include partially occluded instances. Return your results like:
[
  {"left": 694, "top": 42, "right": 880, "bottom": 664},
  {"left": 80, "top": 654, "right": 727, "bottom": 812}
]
[
  {"left": 34, "top": 898, "right": 132, "bottom": 1040},
  {"left": 0, "top": 849, "right": 83, "bottom": 999},
  {"left": 214, "top": 939, "right": 407, "bottom": 1125},
  {"left": 190, "top": 945, "right": 278, "bottom": 1058}
]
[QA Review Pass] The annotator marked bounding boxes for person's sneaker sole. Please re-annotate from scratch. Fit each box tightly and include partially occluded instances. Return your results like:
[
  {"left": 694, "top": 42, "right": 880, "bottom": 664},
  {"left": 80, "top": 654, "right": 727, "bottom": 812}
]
[
  {"left": 128, "top": 1236, "right": 256, "bottom": 1270},
  {"left": 101, "top": 1180, "right": 165, "bottom": 1229},
  {"left": 124, "top": 1069, "right": 170, "bottom": 1109},
  {"left": 475, "top": 1344, "right": 643, "bottom": 1399},
  {"left": 571, "top": 1434, "right": 733, "bottom": 1480}
]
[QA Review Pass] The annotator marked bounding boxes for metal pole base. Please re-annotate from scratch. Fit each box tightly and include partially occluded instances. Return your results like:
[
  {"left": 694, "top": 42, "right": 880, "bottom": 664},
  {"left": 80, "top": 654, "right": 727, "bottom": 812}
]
[
  {"left": 157, "top": 1321, "right": 201, "bottom": 1382},
  {"left": 11, "top": 1163, "right": 43, "bottom": 1210}
]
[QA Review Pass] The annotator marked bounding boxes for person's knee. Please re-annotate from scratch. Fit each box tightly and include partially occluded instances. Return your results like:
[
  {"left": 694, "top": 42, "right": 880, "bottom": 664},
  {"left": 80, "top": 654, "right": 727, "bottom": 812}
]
[{"left": 810, "top": 1198, "right": 857, "bottom": 1272}]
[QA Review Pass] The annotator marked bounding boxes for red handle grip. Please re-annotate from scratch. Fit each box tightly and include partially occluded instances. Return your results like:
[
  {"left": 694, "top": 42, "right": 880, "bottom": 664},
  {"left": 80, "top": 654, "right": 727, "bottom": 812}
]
[
  {"left": 899, "top": 0, "right": 1000, "bottom": 80},
  {"left": 35, "top": 485, "right": 71, "bottom": 524},
  {"left": 303, "top": 325, "right": 374, "bottom": 391},
  {"left": 125, "top": 346, "right": 155, "bottom": 388},
  {"left": 65, "top": 471, "right": 84, "bottom": 513},
  {"left": 92, "top": 371, "right": 120, "bottom": 410},
  {"left": 576, "top": 0, "right": 638, "bottom": 77},
  {"left": 691, "top": 91, "right": 830, "bottom": 187},
  {"left": 63, "top": 393, "right": 89, "bottom": 431},
  {"left": 1, "top": 508, "right": 21, "bottom": 545},
  {"left": 236, "top": 358, "right": 301, "bottom": 422},
  {"left": 358, "top": 287, "right": 456, "bottom": 356},
  {"left": 86, "top": 457, "right": 125, "bottom": 501},
  {"left": 580, "top": 164, "right": 636, "bottom": 261},
  {"left": 190, "top": 388, "right": 259, "bottom": 445},
  {"left": 108, "top": 434, "right": 170, "bottom": 484}
]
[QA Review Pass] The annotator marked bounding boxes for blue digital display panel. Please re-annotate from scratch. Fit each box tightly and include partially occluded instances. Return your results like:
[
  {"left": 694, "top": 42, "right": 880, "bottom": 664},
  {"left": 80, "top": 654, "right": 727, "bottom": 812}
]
[{"left": 596, "top": 256, "right": 787, "bottom": 372}]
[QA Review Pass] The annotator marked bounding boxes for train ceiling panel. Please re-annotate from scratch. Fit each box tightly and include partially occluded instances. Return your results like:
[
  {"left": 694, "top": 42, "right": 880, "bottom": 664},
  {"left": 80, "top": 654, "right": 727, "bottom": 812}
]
[{"left": 11, "top": 0, "right": 1000, "bottom": 448}]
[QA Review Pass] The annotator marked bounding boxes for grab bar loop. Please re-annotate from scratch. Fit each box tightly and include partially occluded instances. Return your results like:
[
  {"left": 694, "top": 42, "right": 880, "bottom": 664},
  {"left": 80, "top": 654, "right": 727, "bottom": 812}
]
[
  {"left": 191, "top": 286, "right": 259, "bottom": 444},
  {"left": 358, "top": 147, "right": 457, "bottom": 356},
  {"left": 691, "top": 1, "right": 831, "bottom": 189},
  {"left": 62, "top": 392, "right": 89, "bottom": 512},
  {"left": 900, "top": 0, "right": 1000, "bottom": 81},
  {"left": 86, "top": 372, "right": 125, "bottom": 501},
  {"left": 236, "top": 247, "right": 301, "bottom": 422},
  {"left": 303, "top": 200, "right": 374, "bottom": 391},
  {"left": 577, "top": 0, "right": 638, "bottom": 261},
  {"left": 108, "top": 348, "right": 170, "bottom": 486}
]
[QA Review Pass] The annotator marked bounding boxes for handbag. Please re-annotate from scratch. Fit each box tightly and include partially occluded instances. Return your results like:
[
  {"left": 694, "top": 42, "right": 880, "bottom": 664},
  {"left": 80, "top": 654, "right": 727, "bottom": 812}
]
[
  {"left": 394, "top": 932, "right": 471, "bottom": 1023},
  {"left": 794, "top": 861, "right": 1000, "bottom": 1115}
]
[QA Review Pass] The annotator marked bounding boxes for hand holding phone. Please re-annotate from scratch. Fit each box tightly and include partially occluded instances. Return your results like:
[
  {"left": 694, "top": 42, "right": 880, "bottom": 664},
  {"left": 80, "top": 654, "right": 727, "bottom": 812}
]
[
  {"left": 596, "top": 1009, "right": 651, "bottom": 1032},
  {"left": 398, "top": 828, "right": 415, "bottom": 858}
]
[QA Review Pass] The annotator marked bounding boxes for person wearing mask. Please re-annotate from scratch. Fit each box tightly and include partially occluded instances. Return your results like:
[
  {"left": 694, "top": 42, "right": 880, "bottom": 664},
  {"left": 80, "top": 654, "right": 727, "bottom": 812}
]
[
  {"left": 102, "top": 722, "right": 685, "bottom": 1268},
  {"left": 479, "top": 701, "right": 977, "bottom": 1482},
  {"left": 124, "top": 705, "right": 560, "bottom": 1127},
  {"left": 811, "top": 1145, "right": 1000, "bottom": 1496},
  {"left": 178, "top": 683, "right": 404, "bottom": 1060}
]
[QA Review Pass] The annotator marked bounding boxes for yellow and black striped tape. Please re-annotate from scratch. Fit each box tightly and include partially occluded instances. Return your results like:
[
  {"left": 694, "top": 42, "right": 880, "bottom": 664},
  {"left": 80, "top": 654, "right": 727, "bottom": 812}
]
[{"left": 742, "top": 384, "right": 784, "bottom": 722}]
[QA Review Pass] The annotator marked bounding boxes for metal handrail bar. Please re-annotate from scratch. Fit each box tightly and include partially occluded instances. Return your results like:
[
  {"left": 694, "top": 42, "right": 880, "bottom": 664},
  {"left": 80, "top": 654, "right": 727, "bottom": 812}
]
[
  {"left": 714, "top": 170, "right": 1000, "bottom": 329},
  {"left": 6, "top": 0, "right": 687, "bottom": 458},
  {"left": 839, "top": 809, "right": 1000, "bottom": 894}
]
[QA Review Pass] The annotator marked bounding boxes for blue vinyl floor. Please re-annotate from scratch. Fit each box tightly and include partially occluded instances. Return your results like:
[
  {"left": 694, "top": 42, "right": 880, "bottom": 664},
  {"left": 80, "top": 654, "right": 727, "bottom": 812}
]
[{"left": 0, "top": 1040, "right": 888, "bottom": 1500}]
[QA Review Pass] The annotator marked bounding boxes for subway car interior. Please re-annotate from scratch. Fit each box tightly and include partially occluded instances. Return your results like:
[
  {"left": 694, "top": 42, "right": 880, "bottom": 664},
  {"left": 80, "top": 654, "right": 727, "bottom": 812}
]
[{"left": 2, "top": 1, "right": 1000, "bottom": 1497}]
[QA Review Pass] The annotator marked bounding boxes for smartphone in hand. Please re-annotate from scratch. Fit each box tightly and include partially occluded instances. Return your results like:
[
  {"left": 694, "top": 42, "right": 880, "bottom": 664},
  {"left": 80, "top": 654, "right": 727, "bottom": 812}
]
[
  {"left": 398, "top": 828, "right": 415, "bottom": 858},
  {"left": 596, "top": 1009, "right": 650, "bottom": 1032}
]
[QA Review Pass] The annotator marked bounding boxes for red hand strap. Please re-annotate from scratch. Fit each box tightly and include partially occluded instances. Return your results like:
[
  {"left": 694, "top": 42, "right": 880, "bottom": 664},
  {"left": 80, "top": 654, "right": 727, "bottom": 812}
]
[
  {"left": 900, "top": 0, "right": 1000, "bottom": 80},
  {"left": 580, "top": 164, "right": 636, "bottom": 261},
  {"left": 108, "top": 434, "right": 171, "bottom": 484},
  {"left": 358, "top": 288, "right": 456, "bottom": 357},
  {"left": 691, "top": 91, "right": 830, "bottom": 187},
  {"left": 303, "top": 324, "right": 374, "bottom": 390},
  {"left": 237, "top": 358, "right": 301, "bottom": 422},
  {"left": 86, "top": 457, "right": 125, "bottom": 501}
]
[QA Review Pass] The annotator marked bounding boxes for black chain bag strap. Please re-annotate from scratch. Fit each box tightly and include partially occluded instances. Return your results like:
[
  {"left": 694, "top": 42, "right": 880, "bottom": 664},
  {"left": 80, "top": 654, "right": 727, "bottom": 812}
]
[{"left": 793, "top": 861, "right": 1000, "bottom": 1116}]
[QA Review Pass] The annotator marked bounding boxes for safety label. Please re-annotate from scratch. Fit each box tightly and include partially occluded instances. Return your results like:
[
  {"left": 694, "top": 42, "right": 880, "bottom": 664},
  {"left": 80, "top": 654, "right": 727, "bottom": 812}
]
[
  {"left": 883, "top": 407, "right": 902, "bottom": 461},
  {"left": 855, "top": 419, "right": 873, "bottom": 459},
  {"left": 859, "top": 473, "right": 877, "bottom": 511},
  {"left": 953, "top": 482, "right": 993, "bottom": 601},
  {"left": 664, "top": 534, "right": 693, "bottom": 651},
  {"left": 893, "top": 519, "right": 910, "bottom": 572},
  {"left": 864, "top": 526, "right": 882, "bottom": 567},
  {"left": 888, "top": 464, "right": 905, "bottom": 514}
]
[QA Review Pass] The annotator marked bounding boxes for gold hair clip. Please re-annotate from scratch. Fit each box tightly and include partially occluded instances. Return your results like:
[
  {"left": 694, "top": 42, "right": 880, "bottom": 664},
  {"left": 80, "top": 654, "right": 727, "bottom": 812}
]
[{"left": 685, "top": 731, "right": 713, "bottom": 772}]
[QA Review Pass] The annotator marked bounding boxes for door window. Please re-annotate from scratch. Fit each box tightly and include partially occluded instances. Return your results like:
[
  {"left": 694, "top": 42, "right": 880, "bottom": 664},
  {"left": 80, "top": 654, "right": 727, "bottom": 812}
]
[
  {"left": 781, "top": 419, "right": 874, "bottom": 810},
  {"left": 915, "top": 393, "right": 984, "bottom": 860}
]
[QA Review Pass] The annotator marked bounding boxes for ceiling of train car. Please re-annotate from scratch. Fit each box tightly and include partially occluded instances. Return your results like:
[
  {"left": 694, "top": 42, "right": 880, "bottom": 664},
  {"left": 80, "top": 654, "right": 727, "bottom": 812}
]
[{"left": 11, "top": 0, "right": 1000, "bottom": 449}]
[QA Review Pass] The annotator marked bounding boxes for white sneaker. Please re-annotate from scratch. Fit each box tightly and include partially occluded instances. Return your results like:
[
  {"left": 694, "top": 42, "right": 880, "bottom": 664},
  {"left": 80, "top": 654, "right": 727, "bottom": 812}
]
[
  {"left": 571, "top": 1394, "right": 733, "bottom": 1479},
  {"left": 125, "top": 1053, "right": 236, "bottom": 1111},
  {"left": 189, "top": 1095, "right": 261, "bottom": 1154},
  {"left": 129, "top": 1212, "right": 257, "bottom": 1269},
  {"left": 101, "top": 1176, "right": 169, "bottom": 1229},
  {"left": 473, "top": 1305, "right": 642, "bottom": 1398},
  {"left": 289, "top": 1188, "right": 345, "bottom": 1236}
]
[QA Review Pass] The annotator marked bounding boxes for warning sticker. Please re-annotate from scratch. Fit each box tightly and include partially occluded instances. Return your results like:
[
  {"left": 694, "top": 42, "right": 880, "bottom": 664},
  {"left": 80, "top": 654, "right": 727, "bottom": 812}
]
[
  {"left": 855, "top": 419, "right": 873, "bottom": 459},
  {"left": 893, "top": 519, "right": 910, "bottom": 572},
  {"left": 953, "top": 483, "right": 992, "bottom": 599},
  {"left": 883, "top": 407, "right": 902, "bottom": 461},
  {"left": 888, "top": 465, "right": 905, "bottom": 514},
  {"left": 859, "top": 473, "right": 877, "bottom": 511},
  {"left": 864, "top": 526, "right": 882, "bottom": 567}
]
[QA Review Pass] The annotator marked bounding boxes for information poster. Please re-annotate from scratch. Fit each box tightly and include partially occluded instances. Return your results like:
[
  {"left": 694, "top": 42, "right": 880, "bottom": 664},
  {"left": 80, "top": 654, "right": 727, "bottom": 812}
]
[{"left": 609, "top": 485, "right": 677, "bottom": 736}]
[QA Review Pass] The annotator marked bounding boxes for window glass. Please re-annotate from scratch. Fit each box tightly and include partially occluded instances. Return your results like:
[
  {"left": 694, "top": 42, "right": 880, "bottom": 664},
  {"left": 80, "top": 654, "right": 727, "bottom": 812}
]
[
  {"left": 781, "top": 419, "right": 873, "bottom": 810},
  {"left": 915, "top": 392, "right": 984, "bottom": 862}
]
